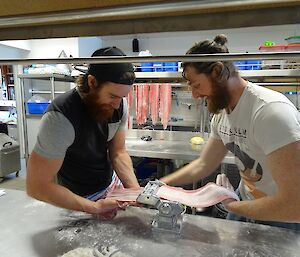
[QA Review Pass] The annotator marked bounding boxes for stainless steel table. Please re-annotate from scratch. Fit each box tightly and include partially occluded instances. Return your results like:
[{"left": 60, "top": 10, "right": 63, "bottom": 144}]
[
  {"left": 0, "top": 189, "right": 299, "bottom": 257},
  {"left": 125, "top": 129, "right": 235, "bottom": 163}
]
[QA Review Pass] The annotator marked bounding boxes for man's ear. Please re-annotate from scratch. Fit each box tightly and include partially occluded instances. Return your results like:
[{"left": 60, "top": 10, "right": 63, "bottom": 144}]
[
  {"left": 87, "top": 75, "right": 97, "bottom": 89},
  {"left": 211, "top": 62, "right": 228, "bottom": 81},
  {"left": 211, "top": 62, "right": 223, "bottom": 79}
]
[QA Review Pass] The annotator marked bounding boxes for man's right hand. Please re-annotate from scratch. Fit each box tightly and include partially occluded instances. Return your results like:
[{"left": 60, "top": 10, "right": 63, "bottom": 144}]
[
  {"left": 95, "top": 198, "right": 120, "bottom": 213},
  {"left": 81, "top": 198, "right": 119, "bottom": 220}
]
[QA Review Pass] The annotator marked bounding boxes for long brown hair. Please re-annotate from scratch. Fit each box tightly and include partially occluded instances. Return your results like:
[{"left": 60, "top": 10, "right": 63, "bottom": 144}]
[{"left": 182, "top": 34, "right": 238, "bottom": 83}]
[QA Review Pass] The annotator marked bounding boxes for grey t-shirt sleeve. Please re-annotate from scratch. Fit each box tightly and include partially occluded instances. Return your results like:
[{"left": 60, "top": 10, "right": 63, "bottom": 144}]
[
  {"left": 107, "top": 98, "right": 128, "bottom": 141},
  {"left": 118, "top": 97, "right": 128, "bottom": 131},
  {"left": 33, "top": 111, "right": 75, "bottom": 159}
]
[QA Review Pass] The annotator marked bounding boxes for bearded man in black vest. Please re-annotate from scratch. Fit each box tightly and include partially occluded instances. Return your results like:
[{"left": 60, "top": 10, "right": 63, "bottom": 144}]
[{"left": 27, "top": 47, "right": 140, "bottom": 218}]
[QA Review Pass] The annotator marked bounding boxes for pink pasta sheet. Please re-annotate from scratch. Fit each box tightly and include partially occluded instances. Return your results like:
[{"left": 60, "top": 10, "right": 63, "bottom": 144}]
[
  {"left": 159, "top": 84, "right": 172, "bottom": 130},
  {"left": 149, "top": 84, "right": 160, "bottom": 125},
  {"left": 126, "top": 86, "right": 134, "bottom": 128},
  {"left": 135, "top": 84, "right": 149, "bottom": 126},
  {"left": 157, "top": 183, "right": 239, "bottom": 208},
  {"left": 106, "top": 183, "right": 239, "bottom": 208},
  {"left": 106, "top": 188, "right": 143, "bottom": 202}
]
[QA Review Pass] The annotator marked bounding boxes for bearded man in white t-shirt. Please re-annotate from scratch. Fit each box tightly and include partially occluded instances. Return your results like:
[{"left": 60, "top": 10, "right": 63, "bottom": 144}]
[{"left": 161, "top": 34, "right": 300, "bottom": 232}]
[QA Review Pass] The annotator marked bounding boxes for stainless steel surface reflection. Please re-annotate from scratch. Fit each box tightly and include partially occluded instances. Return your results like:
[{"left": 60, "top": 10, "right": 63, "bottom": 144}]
[
  {"left": 0, "top": 189, "right": 299, "bottom": 257},
  {"left": 125, "top": 129, "right": 235, "bottom": 163}
]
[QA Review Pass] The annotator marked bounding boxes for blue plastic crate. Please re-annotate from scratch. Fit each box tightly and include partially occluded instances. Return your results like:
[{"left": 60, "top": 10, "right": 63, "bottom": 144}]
[
  {"left": 246, "top": 60, "right": 262, "bottom": 70},
  {"left": 27, "top": 102, "right": 49, "bottom": 114},
  {"left": 164, "top": 62, "right": 178, "bottom": 71},
  {"left": 141, "top": 62, "right": 153, "bottom": 72},
  {"left": 153, "top": 62, "right": 164, "bottom": 72},
  {"left": 234, "top": 61, "right": 247, "bottom": 70}
]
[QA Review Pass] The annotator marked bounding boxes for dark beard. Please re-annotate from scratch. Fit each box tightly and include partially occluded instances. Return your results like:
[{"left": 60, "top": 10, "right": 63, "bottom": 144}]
[
  {"left": 83, "top": 90, "right": 114, "bottom": 122},
  {"left": 207, "top": 80, "right": 230, "bottom": 114}
]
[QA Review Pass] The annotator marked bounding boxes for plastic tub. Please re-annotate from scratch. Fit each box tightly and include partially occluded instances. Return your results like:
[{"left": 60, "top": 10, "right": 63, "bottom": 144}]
[
  {"left": 259, "top": 45, "right": 286, "bottom": 69},
  {"left": 246, "top": 60, "right": 262, "bottom": 70},
  {"left": 164, "top": 62, "right": 178, "bottom": 71},
  {"left": 234, "top": 61, "right": 247, "bottom": 70},
  {"left": 285, "top": 36, "right": 300, "bottom": 44},
  {"left": 285, "top": 44, "right": 300, "bottom": 69},
  {"left": 285, "top": 44, "right": 300, "bottom": 51},
  {"left": 153, "top": 62, "right": 164, "bottom": 72},
  {"left": 27, "top": 102, "right": 49, "bottom": 114},
  {"left": 141, "top": 63, "right": 153, "bottom": 72}
]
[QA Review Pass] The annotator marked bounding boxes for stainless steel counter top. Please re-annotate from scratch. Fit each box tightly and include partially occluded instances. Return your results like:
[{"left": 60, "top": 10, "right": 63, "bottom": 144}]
[
  {"left": 1, "top": 189, "right": 298, "bottom": 257},
  {"left": 125, "top": 129, "right": 235, "bottom": 163}
]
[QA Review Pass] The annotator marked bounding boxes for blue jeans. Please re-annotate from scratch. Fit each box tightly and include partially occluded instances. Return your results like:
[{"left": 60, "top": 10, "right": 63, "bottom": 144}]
[{"left": 227, "top": 212, "right": 300, "bottom": 233}]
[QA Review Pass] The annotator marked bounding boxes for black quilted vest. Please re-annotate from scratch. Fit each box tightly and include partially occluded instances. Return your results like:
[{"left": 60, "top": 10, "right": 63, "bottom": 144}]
[{"left": 46, "top": 88, "right": 123, "bottom": 196}]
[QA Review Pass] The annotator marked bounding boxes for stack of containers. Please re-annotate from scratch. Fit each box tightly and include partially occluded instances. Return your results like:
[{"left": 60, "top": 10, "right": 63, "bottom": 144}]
[
  {"left": 138, "top": 50, "right": 178, "bottom": 72},
  {"left": 284, "top": 36, "right": 300, "bottom": 69},
  {"left": 164, "top": 62, "right": 178, "bottom": 72},
  {"left": 258, "top": 44, "right": 286, "bottom": 69},
  {"left": 234, "top": 60, "right": 261, "bottom": 70}
]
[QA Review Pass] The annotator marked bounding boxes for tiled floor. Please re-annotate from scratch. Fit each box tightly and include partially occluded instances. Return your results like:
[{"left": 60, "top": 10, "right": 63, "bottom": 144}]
[{"left": 0, "top": 158, "right": 26, "bottom": 191}]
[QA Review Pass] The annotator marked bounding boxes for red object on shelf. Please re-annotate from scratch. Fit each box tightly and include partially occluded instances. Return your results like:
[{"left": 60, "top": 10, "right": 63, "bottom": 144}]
[
  {"left": 285, "top": 44, "right": 300, "bottom": 51},
  {"left": 258, "top": 45, "right": 286, "bottom": 51}
]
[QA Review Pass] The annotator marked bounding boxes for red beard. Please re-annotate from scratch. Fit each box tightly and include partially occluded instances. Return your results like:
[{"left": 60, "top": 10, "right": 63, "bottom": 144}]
[
  {"left": 207, "top": 80, "right": 230, "bottom": 114},
  {"left": 83, "top": 90, "right": 114, "bottom": 122}
]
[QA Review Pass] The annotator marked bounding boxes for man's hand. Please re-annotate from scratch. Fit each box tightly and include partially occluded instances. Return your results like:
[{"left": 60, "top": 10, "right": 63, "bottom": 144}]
[
  {"left": 92, "top": 199, "right": 135, "bottom": 220},
  {"left": 216, "top": 173, "right": 234, "bottom": 191},
  {"left": 216, "top": 173, "right": 236, "bottom": 211}
]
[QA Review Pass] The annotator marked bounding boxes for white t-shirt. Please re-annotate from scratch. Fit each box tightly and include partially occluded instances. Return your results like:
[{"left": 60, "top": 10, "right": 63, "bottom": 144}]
[{"left": 211, "top": 82, "right": 300, "bottom": 200}]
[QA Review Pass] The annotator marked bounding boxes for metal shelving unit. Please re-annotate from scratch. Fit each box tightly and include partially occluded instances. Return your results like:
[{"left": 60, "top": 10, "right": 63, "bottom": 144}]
[
  {"left": 135, "top": 69, "right": 300, "bottom": 80},
  {"left": 17, "top": 73, "right": 75, "bottom": 160}
]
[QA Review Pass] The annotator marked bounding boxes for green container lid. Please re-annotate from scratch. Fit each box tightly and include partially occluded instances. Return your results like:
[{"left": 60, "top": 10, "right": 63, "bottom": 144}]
[
  {"left": 285, "top": 36, "right": 300, "bottom": 40},
  {"left": 285, "top": 36, "right": 300, "bottom": 44}
]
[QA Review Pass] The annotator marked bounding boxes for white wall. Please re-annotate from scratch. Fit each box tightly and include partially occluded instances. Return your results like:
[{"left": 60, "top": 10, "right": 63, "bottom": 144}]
[
  {"left": 0, "top": 44, "right": 29, "bottom": 59},
  {"left": 101, "top": 24, "right": 300, "bottom": 55},
  {"left": 78, "top": 37, "right": 102, "bottom": 57},
  {"left": 26, "top": 37, "right": 79, "bottom": 58},
  {"left": 0, "top": 40, "right": 30, "bottom": 51},
  {"left": 1, "top": 24, "right": 299, "bottom": 59}
]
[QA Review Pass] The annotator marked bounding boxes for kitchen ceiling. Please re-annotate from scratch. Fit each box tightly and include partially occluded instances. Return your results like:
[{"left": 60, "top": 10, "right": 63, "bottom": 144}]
[{"left": 0, "top": 0, "right": 299, "bottom": 40}]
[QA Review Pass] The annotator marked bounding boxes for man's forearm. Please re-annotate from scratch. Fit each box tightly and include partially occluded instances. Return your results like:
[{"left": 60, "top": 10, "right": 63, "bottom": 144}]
[
  {"left": 27, "top": 181, "right": 97, "bottom": 214},
  {"left": 226, "top": 195, "right": 300, "bottom": 223},
  {"left": 111, "top": 151, "right": 139, "bottom": 188},
  {"left": 160, "top": 158, "right": 215, "bottom": 186}
]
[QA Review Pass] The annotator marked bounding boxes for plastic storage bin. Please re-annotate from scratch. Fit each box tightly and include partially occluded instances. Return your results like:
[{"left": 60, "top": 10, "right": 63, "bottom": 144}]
[
  {"left": 285, "top": 44, "right": 300, "bottom": 51},
  {"left": 285, "top": 44, "right": 300, "bottom": 69},
  {"left": 141, "top": 62, "right": 153, "bottom": 72},
  {"left": 234, "top": 61, "right": 247, "bottom": 70},
  {"left": 246, "top": 60, "right": 262, "bottom": 70},
  {"left": 153, "top": 62, "right": 164, "bottom": 72},
  {"left": 27, "top": 102, "right": 49, "bottom": 114},
  {"left": 285, "top": 36, "right": 300, "bottom": 44},
  {"left": 259, "top": 45, "right": 286, "bottom": 69},
  {"left": 164, "top": 62, "right": 178, "bottom": 71}
]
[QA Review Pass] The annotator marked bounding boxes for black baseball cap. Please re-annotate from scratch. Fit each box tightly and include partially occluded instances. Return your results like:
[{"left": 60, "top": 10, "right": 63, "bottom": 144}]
[{"left": 88, "top": 46, "right": 135, "bottom": 85}]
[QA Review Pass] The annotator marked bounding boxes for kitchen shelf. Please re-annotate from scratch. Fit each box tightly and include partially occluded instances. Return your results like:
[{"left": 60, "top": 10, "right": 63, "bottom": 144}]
[
  {"left": 18, "top": 73, "right": 75, "bottom": 82},
  {"left": 18, "top": 73, "right": 75, "bottom": 159},
  {"left": 135, "top": 69, "right": 300, "bottom": 80}
]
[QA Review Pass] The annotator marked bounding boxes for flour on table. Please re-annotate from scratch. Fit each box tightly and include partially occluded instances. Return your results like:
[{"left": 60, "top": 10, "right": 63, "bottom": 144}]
[
  {"left": 60, "top": 248, "right": 94, "bottom": 257},
  {"left": 60, "top": 245, "right": 132, "bottom": 257}
]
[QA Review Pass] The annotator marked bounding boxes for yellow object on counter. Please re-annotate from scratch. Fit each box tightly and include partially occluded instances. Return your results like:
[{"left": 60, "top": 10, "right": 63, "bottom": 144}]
[{"left": 190, "top": 136, "right": 204, "bottom": 145}]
